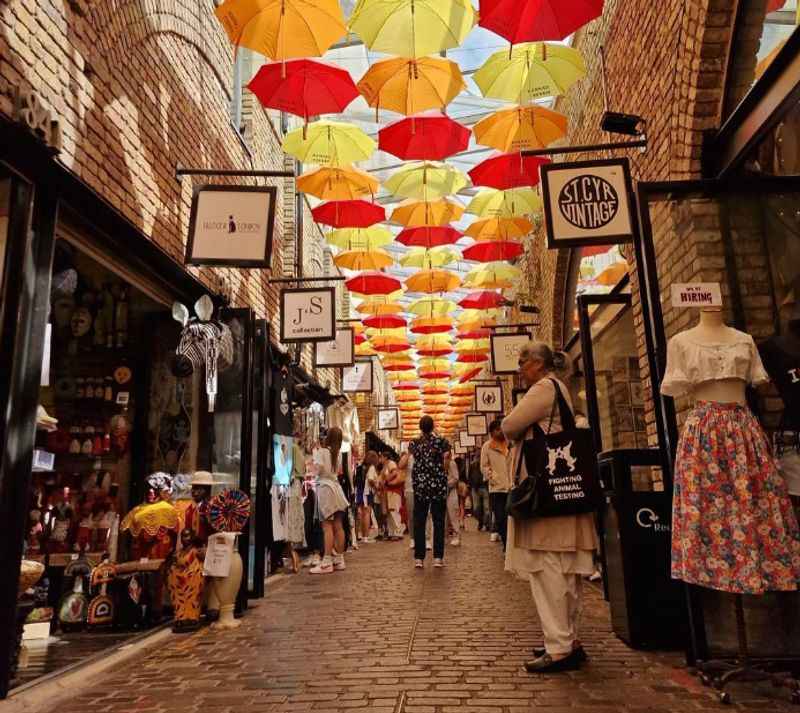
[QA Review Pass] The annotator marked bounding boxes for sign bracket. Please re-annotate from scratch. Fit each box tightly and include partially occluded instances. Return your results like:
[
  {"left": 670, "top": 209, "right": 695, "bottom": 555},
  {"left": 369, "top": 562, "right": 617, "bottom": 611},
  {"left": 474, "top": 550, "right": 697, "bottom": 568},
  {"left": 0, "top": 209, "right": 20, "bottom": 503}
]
[
  {"left": 521, "top": 138, "right": 647, "bottom": 158},
  {"left": 269, "top": 275, "right": 347, "bottom": 284},
  {"left": 175, "top": 164, "right": 294, "bottom": 182}
]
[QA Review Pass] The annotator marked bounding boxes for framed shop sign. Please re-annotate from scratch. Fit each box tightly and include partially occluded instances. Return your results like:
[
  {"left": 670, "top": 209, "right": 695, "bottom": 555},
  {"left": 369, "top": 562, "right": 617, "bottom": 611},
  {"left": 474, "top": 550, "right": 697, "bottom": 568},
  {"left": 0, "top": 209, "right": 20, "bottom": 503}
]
[
  {"left": 541, "top": 158, "right": 635, "bottom": 249},
  {"left": 475, "top": 383, "right": 503, "bottom": 413},
  {"left": 314, "top": 328, "right": 354, "bottom": 368},
  {"left": 342, "top": 359, "right": 374, "bottom": 393},
  {"left": 459, "top": 431, "right": 476, "bottom": 448},
  {"left": 185, "top": 184, "right": 277, "bottom": 267},
  {"left": 490, "top": 332, "right": 530, "bottom": 375},
  {"left": 377, "top": 406, "right": 400, "bottom": 431},
  {"left": 280, "top": 287, "right": 336, "bottom": 343},
  {"left": 466, "top": 413, "right": 488, "bottom": 437},
  {"left": 454, "top": 442, "right": 466, "bottom": 455}
]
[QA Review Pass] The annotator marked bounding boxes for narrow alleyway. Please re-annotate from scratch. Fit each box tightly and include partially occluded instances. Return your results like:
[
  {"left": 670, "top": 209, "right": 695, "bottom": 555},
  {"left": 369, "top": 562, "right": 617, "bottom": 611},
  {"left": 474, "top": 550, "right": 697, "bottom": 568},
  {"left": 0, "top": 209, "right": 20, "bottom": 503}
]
[{"left": 33, "top": 527, "right": 798, "bottom": 713}]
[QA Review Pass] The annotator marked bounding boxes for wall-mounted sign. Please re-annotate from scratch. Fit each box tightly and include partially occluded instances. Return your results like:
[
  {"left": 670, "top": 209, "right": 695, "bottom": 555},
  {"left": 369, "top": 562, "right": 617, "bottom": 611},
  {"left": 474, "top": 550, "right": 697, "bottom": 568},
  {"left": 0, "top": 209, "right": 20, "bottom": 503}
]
[
  {"left": 186, "top": 184, "right": 277, "bottom": 267},
  {"left": 454, "top": 442, "right": 466, "bottom": 455},
  {"left": 541, "top": 158, "right": 634, "bottom": 249},
  {"left": 280, "top": 287, "right": 336, "bottom": 343},
  {"left": 459, "top": 432, "right": 476, "bottom": 448},
  {"left": 670, "top": 283, "right": 722, "bottom": 308},
  {"left": 475, "top": 383, "right": 503, "bottom": 413},
  {"left": 377, "top": 406, "right": 400, "bottom": 431},
  {"left": 314, "top": 327, "right": 354, "bottom": 368},
  {"left": 490, "top": 332, "right": 530, "bottom": 375},
  {"left": 342, "top": 359, "right": 374, "bottom": 393},
  {"left": 466, "top": 413, "right": 488, "bottom": 437}
]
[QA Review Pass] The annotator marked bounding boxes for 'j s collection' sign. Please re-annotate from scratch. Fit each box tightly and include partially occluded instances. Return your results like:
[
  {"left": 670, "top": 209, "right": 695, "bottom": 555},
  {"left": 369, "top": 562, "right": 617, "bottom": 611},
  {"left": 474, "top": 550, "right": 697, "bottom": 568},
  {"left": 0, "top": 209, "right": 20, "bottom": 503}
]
[
  {"left": 280, "top": 287, "right": 336, "bottom": 343},
  {"left": 540, "top": 158, "right": 635, "bottom": 249},
  {"left": 186, "top": 185, "right": 277, "bottom": 267}
]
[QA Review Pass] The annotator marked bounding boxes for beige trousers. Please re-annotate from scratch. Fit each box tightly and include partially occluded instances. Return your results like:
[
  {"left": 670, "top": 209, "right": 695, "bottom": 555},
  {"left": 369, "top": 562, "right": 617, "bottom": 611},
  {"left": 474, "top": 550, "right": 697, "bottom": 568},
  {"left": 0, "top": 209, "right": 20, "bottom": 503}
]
[
  {"left": 529, "top": 552, "right": 584, "bottom": 656},
  {"left": 386, "top": 491, "right": 404, "bottom": 537}
]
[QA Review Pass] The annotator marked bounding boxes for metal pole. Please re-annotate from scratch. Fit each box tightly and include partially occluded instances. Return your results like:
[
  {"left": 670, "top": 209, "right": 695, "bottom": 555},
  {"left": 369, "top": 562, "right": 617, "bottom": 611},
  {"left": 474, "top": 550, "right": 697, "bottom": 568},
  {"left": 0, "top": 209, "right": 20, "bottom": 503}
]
[
  {"left": 175, "top": 166, "right": 295, "bottom": 180},
  {"left": 521, "top": 139, "right": 647, "bottom": 158},
  {"left": 268, "top": 276, "right": 347, "bottom": 284},
  {"left": 489, "top": 323, "right": 539, "bottom": 330}
]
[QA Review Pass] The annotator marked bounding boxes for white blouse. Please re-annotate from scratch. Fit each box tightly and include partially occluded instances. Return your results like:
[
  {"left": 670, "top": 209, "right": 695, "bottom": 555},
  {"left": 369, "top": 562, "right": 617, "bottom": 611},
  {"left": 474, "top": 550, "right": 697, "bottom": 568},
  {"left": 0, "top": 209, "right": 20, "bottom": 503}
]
[{"left": 660, "top": 328, "right": 770, "bottom": 397}]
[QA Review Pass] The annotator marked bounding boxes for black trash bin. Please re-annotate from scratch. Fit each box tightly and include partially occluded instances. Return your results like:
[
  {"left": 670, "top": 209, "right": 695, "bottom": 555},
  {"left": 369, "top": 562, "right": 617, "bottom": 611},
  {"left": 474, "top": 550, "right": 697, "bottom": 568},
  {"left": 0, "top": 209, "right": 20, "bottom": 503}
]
[{"left": 599, "top": 448, "right": 686, "bottom": 650}]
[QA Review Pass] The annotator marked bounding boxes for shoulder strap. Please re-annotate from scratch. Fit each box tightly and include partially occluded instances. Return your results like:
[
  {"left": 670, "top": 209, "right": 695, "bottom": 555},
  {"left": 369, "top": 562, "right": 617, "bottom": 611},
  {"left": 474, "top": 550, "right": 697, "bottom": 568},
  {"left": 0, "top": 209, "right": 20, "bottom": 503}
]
[{"left": 549, "top": 378, "right": 576, "bottom": 431}]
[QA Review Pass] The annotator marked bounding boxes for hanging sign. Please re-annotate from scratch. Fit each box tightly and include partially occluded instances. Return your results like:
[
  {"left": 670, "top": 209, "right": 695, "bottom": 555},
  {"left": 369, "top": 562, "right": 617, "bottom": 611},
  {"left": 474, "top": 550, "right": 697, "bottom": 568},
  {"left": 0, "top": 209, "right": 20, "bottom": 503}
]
[
  {"left": 541, "top": 158, "right": 635, "bottom": 249},
  {"left": 466, "top": 413, "right": 488, "bottom": 437},
  {"left": 377, "top": 406, "right": 400, "bottom": 431},
  {"left": 314, "top": 328, "right": 355, "bottom": 368},
  {"left": 475, "top": 383, "right": 503, "bottom": 413},
  {"left": 670, "top": 283, "right": 722, "bottom": 308},
  {"left": 459, "top": 432, "right": 476, "bottom": 448},
  {"left": 342, "top": 359, "right": 374, "bottom": 393},
  {"left": 186, "top": 185, "right": 277, "bottom": 267},
  {"left": 490, "top": 332, "right": 530, "bottom": 375},
  {"left": 454, "top": 442, "right": 467, "bottom": 455},
  {"left": 280, "top": 287, "right": 336, "bottom": 343}
]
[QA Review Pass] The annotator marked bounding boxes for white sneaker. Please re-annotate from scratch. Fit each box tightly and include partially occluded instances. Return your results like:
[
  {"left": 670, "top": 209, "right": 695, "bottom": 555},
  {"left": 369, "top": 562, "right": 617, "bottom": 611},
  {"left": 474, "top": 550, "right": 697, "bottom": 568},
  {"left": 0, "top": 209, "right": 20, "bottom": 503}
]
[
  {"left": 333, "top": 555, "right": 346, "bottom": 571},
  {"left": 589, "top": 570, "right": 602, "bottom": 582},
  {"left": 489, "top": 533, "right": 500, "bottom": 542},
  {"left": 450, "top": 537, "right": 460, "bottom": 546},
  {"left": 426, "top": 541, "right": 433, "bottom": 551},
  {"left": 303, "top": 554, "right": 321, "bottom": 568},
  {"left": 414, "top": 559, "right": 424, "bottom": 568},
  {"left": 310, "top": 559, "right": 334, "bottom": 574},
  {"left": 409, "top": 540, "right": 415, "bottom": 549},
  {"left": 433, "top": 558, "right": 444, "bottom": 568}
]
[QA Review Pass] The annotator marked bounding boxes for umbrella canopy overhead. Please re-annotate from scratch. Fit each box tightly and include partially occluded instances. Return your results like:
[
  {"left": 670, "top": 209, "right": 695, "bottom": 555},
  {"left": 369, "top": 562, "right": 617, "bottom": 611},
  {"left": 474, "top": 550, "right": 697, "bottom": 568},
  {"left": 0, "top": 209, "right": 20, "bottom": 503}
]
[
  {"left": 410, "top": 316, "right": 454, "bottom": 335},
  {"left": 297, "top": 166, "right": 379, "bottom": 200},
  {"left": 391, "top": 198, "right": 465, "bottom": 227},
  {"left": 379, "top": 112, "right": 471, "bottom": 160},
  {"left": 325, "top": 226, "right": 394, "bottom": 250},
  {"left": 462, "top": 240, "right": 525, "bottom": 263},
  {"left": 399, "top": 246, "right": 460, "bottom": 269},
  {"left": 384, "top": 161, "right": 469, "bottom": 200},
  {"left": 467, "top": 187, "right": 543, "bottom": 218},
  {"left": 345, "top": 271, "right": 403, "bottom": 296},
  {"left": 459, "top": 290, "right": 507, "bottom": 309},
  {"left": 313, "top": 200, "right": 386, "bottom": 229},
  {"left": 333, "top": 249, "right": 394, "bottom": 271},
  {"left": 248, "top": 59, "right": 359, "bottom": 121},
  {"left": 349, "top": 0, "right": 476, "bottom": 57},
  {"left": 469, "top": 153, "right": 550, "bottom": 190},
  {"left": 408, "top": 297, "right": 458, "bottom": 317},
  {"left": 464, "top": 262, "right": 521, "bottom": 289},
  {"left": 283, "top": 121, "right": 376, "bottom": 166},
  {"left": 474, "top": 105, "right": 568, "bottom": 153},
  {"left": 357, "top": 57, "right": 465, "bottom": 116},
  {"left": 478, "top": 0, "right": 605, "bottom": 43},
  {"left": 355, "top": 298, "right": 405, "bottom": 316},
  {"left": 405, "top": 269, "right": 462, "bottom": 294},
  {"left": 215, "top": 0, "right": 346, "bottom": 59},
  {"left": 465, "top": 217, "right": 533, "bottom": 241},
  {"left": 363, "top": 314, "right": 407, "bottom": 329},
  {"left": 396, "top": 225, "right": 462, "bottom": 248}
]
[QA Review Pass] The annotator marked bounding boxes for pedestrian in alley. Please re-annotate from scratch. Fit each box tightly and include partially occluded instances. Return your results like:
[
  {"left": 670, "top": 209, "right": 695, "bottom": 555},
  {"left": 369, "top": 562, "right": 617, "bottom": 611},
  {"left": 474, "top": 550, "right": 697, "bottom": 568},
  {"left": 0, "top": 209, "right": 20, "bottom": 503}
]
[
  {"left": 403, "top": 416, "right": 450, "bottom": 568},
  {"left": 310, "top": 427, "right": 351, "bottom": 575},
  {"left": 481, "top": 418, "right": 511, "bottom": 548},
  {"left": 355, "top": 451, "right": 379, "bottom": 543},
  {"left": 445, "top": 451, "right": 461, "bottom": 546},
  {"left": 469, "top": 456, "right": 491, "bottom": 532},
  {"left": 382, "top": 449, "right": 405, "bottom": 541},
  {"left": 503, "top": 342, "right": 598, "bottom": 673}
]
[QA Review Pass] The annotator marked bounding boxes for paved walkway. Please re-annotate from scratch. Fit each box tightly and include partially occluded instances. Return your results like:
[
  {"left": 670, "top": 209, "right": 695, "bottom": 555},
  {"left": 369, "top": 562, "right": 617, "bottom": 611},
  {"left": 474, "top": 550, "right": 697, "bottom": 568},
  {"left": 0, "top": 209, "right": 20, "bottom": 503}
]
[{"left": 28, "top": 526, "right": 799, "bottom": 713}]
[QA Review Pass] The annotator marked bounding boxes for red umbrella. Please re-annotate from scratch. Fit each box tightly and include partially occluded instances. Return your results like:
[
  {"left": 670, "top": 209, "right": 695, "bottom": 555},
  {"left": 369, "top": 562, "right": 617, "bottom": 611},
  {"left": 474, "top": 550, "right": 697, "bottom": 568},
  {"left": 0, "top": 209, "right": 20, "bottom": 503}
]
[
  {"left": 579, "top": 245, "right": 612, "bottom": 258},
  {"left": 394, "top": 382, "right": 421, "bottom": 390},
  {"left": 248, "top": 59, "right": 359, "bottom": 123},
  {"left": 479, "top": 0, "right": 605, "bottom": 43},
  {"left": 312, "top": 200, "right": 385, "bottom": 228},
  {"left": 379, "top": 112, "right": 471, "bottom": 160},
  {"left": 420, "top": 369, "right": 451, "bottom": 379},
  {"left": 345, "top": 271, "right": 402, "bottom": 295},
  {"left": 354, "top": 333, "right": 368, "bottom": 345},
  {"left": 458, "top": 366, "right": 484, "bottom": 384},
  {"left": 456, "top": 352, "right": 490, "bottom": 364},
  {"left": 469, "top": 153, "right": 550, "bottom": 190},
  {"left": 462, "top": 240, "right": 525, "bottom": 262},
  {"left": 416, "top": 346, "right": 453, "bottom": 357},
  {"left": 396, "top": 226, "right": 462, "bottom": 248},
  {"left": 459, "top": 291, "right": 507, "bottom": 309},
  {"left": 363, "top": 314, "right": 407, "bottom": 329},
  {"left": 456, "top": 328, "right": 492, "bottom": 340},
  {"left": 410, "top": 318, "right": 453, "bottom": 335}
]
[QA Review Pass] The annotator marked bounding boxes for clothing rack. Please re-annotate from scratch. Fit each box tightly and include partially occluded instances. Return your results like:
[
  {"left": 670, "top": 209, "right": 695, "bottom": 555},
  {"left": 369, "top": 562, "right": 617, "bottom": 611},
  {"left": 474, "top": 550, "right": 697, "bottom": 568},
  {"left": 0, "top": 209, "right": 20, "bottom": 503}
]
[{"left": 695, "top": 593, "right": 800, "bottom": 705}]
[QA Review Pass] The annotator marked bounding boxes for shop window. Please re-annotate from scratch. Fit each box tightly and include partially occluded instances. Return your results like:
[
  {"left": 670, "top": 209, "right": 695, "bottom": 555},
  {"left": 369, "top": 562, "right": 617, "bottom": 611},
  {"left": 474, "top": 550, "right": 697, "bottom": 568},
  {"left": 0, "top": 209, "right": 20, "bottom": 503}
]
[
  {"left": 725, "top": 0, "right": 799, "bottom": 117},
  {"left": 745, "top": 95, "right": 800, "bottom": 175}
]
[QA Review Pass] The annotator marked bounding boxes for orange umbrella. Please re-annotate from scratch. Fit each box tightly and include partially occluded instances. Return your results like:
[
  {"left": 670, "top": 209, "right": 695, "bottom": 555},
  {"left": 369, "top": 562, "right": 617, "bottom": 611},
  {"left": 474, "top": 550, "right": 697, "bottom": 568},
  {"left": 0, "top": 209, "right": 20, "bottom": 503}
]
[
  {"left": 596, "top": 262, "right": 628, "bottom": 286},
  {"left": 410, "top": 316, "right": 454, "bottom": 335},
  {"left": 391, "top": 198, "right": 465, "bottom": 227},
  {"left": 473, "top": 105, "right": 568, "bottom": 153},
  {"left": 405, "top": 269, "right": 461, "bottom": 294},
  {"left": 465, "top": 217, "right": 533, "bottom": 241},
  {"left": 297, "top": 166, "right": 379, "bottom": 200}
]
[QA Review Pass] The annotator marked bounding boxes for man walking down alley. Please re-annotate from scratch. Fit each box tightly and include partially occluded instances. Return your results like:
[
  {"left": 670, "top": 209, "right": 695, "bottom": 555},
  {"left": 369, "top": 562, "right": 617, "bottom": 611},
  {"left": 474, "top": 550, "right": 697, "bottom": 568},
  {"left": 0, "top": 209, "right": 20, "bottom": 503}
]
[{"left": 480, "top": 418, "right": 511, "bottom": 547}]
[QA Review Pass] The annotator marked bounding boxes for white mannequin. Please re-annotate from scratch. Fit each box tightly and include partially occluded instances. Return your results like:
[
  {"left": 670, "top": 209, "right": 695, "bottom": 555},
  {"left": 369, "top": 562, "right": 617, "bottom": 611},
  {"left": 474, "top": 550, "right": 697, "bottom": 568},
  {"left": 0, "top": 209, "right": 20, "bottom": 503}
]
[{"left": 682, "top": 308, "right": 747, "bottom": 405}]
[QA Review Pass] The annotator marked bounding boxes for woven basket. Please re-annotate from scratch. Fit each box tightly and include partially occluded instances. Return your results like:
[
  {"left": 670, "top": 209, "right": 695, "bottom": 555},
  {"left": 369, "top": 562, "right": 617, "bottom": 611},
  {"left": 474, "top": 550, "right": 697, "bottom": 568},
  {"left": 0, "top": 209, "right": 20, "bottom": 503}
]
[{"left": 18, "top": 560, "right": 45, "bottom": 597}]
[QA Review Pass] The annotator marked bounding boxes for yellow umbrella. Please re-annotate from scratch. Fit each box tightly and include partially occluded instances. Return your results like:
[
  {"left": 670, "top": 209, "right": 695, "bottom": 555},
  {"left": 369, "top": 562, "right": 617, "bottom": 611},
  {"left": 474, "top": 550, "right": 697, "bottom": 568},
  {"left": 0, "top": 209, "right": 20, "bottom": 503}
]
[
  {"left": 388, "top": 371, "right": 418, "bottom": 383},
  {"left": 355, "top": 342, "right": 377, "bottom": 357},
  {"left": 357, "top": 57, "right": 465, "bottom": 116},
  {"left": 467, "top": 188, "right": 542, "bottom": 218},
  {"left": 424, "top": 395, "right": 449, "bottom": 405},
  {"left": 215, "top": 0, "right": 346, "bottom": 60},
  {"left": 473, "top": 105, "right": 568, "bottom": 153},
  {"left": 396, "top": 393, "right": 421, "bottom": 403},
  {"left": 349, "top": 0, "right": 475, "bottom": 57},
  {"left": 351, "top": 322, "right": 365, "bottom": 336},
  {"left": 381, "top": 354, "right": 415, "bottom": 367},
  {"left": 596, "top": 262, "right": 628, "bottom": 286},
  {"left": 474, "top": 43, "right": 586, "bottom": 103},
  {"left": 453, "top": 361, "right": 487, "bottom": 377},
  {"left": 391, "top": 198, "right": 465, "bottom": 227},
  {"left": 283, "top": 121, "right": 376, "bottom": 166},
  {"left": 399, "top": 246, "right": 459, "bottom": 269},
  {"left": 465, "top": 217, "right": 533, "bottom": 241},
  {"left": 415, "top": 336, "right": 453, "bottom": 355},
  {"left": 408, "top": 297, "right": 458, "bottom": 317},
  {"left": 385, "top": 161, "right": 468, "bottom": 200},
  {"left": 451, "top": 384, "right": 476, "bottom": 396},
  {"left": 455, "top": 339, "right": 490, "bottom": 352},
  {"left": 410, "top": 316, "right": 454, "bottom": 335},
  {"left": 297, "top": 166, "right": 379, "bottom": 200},
  {"left": 325, "top": 226, "right": 394, "bottom": 250},
  {"left": 464, "top": 262, "right": 521, "bottom": 289},
  {"left": 399, "top": 403, "right": 423, "bottom": 412},
  {"left": 366, "top": 326, "right": 406, "bottom": 339},
  {"left": 457, "top": 309, "right": 499, "bottom": 330},
  {"left": 356, "top": 299, "right": 405, "bottom": 316},
  {"left": 372, "top": 335, "right": 411, "bottom": 353},
  {"left": 333, "top": 249, "right": 393, "bottom": 271},
  {"left": 406, "top": 269, "right": 461, "bottom": 293}
]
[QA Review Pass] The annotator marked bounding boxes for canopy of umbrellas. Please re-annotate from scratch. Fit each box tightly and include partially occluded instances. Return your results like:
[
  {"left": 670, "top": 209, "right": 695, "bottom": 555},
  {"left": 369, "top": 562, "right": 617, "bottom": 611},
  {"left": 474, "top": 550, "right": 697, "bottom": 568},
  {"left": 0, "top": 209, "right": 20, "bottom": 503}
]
[{"left": 215, "top": 0, "right": 604, "bottom": 440}]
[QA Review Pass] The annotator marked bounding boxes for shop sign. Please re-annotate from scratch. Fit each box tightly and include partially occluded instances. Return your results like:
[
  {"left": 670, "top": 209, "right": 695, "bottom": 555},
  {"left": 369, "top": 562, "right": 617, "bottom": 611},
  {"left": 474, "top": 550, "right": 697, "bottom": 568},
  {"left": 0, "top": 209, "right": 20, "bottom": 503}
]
[
  {"left": 540, "top": 158, "right": 635, "bottom": 249},
  {"left": 314, "top": 327, "right": 354, "bottom": 368},
  {"left": 490, "top": 332, "right": 530, "bottom": 375},
  {"left": 342, "top": 359, "right": 374, "bottom": 393},
  {"left": 466, "top": 413, "right": 488, "bottom": 437},
  {"left": 670, "top": 282, "right": 722, "bottom": 308},
  {"left": 376, "top": 406, "right": 400, "bottom": 431},
  {"left": 454, "top": 442, "right": 466, "bottom": 455},
  {"left": 459, "top": 431, "right": 476, "bottom": 448},
  {"left": 475, "top": 383, "right": 503, "bottom": 413},
  {"left": 185, "top": 185, "right": 277, "bottom": 267},
  {"left": 280, "top": 287, "right": 336, "bottom": 343}
]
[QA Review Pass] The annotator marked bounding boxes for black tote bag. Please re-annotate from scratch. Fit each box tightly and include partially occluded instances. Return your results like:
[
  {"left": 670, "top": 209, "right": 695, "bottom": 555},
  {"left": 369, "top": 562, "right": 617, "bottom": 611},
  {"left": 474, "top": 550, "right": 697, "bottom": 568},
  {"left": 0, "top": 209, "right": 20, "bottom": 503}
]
[{"left": 507, "top": 379, "right": 603, "bottom": 520}]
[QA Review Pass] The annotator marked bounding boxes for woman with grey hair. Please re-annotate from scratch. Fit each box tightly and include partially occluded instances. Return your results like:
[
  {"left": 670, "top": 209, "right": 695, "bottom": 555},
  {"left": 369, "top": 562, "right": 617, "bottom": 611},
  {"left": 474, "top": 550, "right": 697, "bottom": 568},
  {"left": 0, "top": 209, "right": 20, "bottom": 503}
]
[{"left": 502, "top": 341, "right": 598, "bottom": 673}]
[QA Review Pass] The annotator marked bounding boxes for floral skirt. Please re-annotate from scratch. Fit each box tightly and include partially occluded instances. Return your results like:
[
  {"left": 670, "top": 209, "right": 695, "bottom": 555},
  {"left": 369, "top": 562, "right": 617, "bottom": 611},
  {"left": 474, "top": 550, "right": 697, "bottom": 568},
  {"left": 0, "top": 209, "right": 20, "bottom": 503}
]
[{"left": 672, "top": 402, "right": 800, "bottom": 594}]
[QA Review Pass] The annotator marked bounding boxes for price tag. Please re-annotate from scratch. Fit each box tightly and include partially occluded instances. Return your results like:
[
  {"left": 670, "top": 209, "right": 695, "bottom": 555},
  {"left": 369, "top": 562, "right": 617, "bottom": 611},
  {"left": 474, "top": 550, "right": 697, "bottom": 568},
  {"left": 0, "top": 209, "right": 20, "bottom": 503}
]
[{"left": 671, "top": 283, "right": 722, "bottom": 308}]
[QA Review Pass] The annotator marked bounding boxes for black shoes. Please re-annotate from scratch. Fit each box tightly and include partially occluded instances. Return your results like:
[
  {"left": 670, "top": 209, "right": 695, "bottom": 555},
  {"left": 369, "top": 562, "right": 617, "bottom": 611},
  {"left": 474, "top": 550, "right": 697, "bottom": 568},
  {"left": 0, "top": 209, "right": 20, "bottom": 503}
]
[
  {"left": 530, "top": 645, "right": 587, "bottom": 662},
  {"left": 524, "top": 648, "right": 585, "bottom": 673}
]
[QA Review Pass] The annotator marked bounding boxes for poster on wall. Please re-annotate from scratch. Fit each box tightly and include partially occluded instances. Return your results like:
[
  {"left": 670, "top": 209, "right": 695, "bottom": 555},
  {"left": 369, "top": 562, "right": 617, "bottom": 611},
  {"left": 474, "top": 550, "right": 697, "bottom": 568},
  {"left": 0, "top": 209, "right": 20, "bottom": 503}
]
[
  {"left": 454, "top": 442, "right": 466, "bottom": 455},
  {"left": 459, "top": 432, "right": 476, "bottom": 448},
  {"left": 475, "top": 383, "right": 503, "bottom": 413},
  {"left": 342, "top": 359, "right": 374, "bottom": 393},
  {"left": 185, "top": 185, "right": 277, "bottom": 267},
  {"left": 280, "top": 287, "right": 336, "bottom": 343},
  {"left": 490, "top": 332, "right": 530, "bottom": 375},
  {"left": 466, "top": 413, "right": 488, "bottom": 437},
  {"left": 314, "top": 328, "right": 354, "bottom": 368},
  {"left": 377, "top": 406, "right": 400, "bottom": 431},
  {"left": 540, "top": 158, "right": 635, "bottom": 249}
]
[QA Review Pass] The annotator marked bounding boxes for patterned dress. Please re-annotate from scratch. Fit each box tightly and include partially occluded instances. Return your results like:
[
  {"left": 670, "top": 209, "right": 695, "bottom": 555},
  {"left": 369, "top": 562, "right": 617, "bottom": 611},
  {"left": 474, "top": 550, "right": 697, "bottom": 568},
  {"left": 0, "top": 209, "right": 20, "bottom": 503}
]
[{"left": 409, "top": 435, "right": 450, "bottom": 502}]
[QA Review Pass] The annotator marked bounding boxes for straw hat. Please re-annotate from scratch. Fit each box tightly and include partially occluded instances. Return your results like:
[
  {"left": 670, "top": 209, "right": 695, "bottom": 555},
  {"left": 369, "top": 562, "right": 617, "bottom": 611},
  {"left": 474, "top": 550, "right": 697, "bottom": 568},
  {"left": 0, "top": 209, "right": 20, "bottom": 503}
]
[{"left": 191, "top": 471, "right": 215, "bottom": 487}]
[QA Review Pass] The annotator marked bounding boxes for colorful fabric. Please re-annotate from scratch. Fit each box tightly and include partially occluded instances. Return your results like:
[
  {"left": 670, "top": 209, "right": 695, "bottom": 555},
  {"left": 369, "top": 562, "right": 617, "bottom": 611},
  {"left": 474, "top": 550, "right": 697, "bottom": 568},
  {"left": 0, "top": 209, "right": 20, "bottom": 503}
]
[
  {"left": 672, "top": 401, "right": 800, "bottom": 594},
  {"left": 409, "top": 434, "right": 450, "bottom": 502}
]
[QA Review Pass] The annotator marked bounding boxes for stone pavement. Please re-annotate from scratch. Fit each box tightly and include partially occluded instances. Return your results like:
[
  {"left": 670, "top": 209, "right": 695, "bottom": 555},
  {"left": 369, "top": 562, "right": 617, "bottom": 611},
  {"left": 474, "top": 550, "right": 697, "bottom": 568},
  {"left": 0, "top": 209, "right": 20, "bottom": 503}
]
[{"left": 27, "top": 526, "right": 799, "bottom": 713}]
